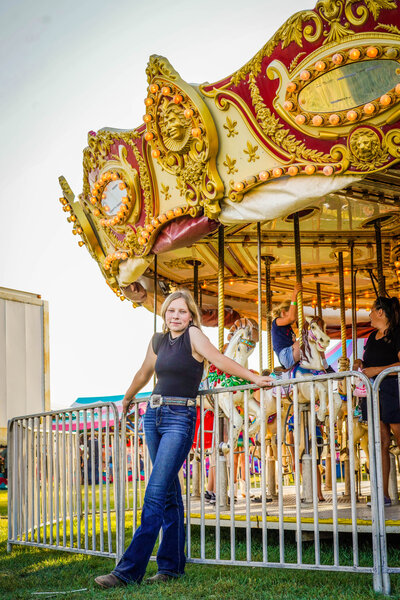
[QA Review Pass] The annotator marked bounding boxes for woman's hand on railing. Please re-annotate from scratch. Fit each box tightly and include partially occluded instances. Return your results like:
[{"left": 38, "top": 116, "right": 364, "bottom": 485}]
[
  {"left": 122, "top": 395, "right": 135, "bottom": 415},
  {"left": 362, "top": 366, "right": 382, "bottom": 379},
  {"left": 252, "top": 375, "right": 273, "bottom": 388}
]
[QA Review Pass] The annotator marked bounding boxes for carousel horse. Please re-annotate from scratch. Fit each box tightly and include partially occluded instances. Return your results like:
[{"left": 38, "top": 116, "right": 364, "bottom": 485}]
[
  {"left": 261, "top": 316, "right": 342, "bottom": 471},
  {"left": 290, "top": 316, "right": 342, "bottom": 423},
  {"left": 338, "top": 378, "right": 370, "bottom": 474},
  {"left": 207, "top": 317, "right": 261, "bottom": 450}
]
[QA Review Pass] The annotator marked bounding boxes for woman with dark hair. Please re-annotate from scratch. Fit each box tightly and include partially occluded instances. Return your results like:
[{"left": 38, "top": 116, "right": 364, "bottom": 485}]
[
  {"left": 353, "top": 296, "right": 400, "bottom": 506},
  {"left": 95, "top": 289, "right": 272, "bottom": 588}
]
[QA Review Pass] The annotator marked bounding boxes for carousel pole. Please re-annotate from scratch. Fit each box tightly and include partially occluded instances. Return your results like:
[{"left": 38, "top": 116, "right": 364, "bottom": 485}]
[
  {"left": 350, "top": 243, "right": 362, "bottom": 495},
  {"left": 338, "top": 252, "right": 349, "bottom": 372},
  {"left": 350, "top": 243, "right": 357, "bottom": 363},
  {"left": 264, "top": 255, "right": 275, "bottom": 496},
  {"left": 218, "top": 226, "right": 225, "bottom": 352},
  {"left": 265, "top": 257, "right": 274, "bottom": 371},
  {"left": 338, "top": 251, "right": 351, "bottom": 499},
  {"left": 153, "top": 255, "right": 158, "bottom": 387},
  {"left": 257, "top": 223, "right": 263, "bottom": 373},
  {"left": 316, "top": 282, "right": 322, "bottom": 319},
  {"left": 293, "top": 214, "right": 303, "bottom": 333},
  {"left": 193, "top": 260, "right": 199, "bottom": 306},
  {"left": 217, "top": 225, "right": 228, "bottom": 508},
  {"left": 192, "top": 259, "right": 201, "bottom": 499},
  {"left": 374, "top": 219, "right": 385, "bottom": 297},
  {"left": 294, "top": 214, "right": 312, "bottom": 502},
  {"left": 316, "top": 278, "right": 331, "bottom": 492},
  {"left": 153, "top": 254, "right": 157, "bottom": 333}
]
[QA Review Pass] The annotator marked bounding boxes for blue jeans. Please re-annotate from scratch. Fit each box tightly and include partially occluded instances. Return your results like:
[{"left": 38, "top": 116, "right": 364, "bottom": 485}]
[
  {"left": 113, "top": 403, "right": 197, "bottom": 584},
  {"left": 278, "top": 345, "right": 295, "bottom": 369}
]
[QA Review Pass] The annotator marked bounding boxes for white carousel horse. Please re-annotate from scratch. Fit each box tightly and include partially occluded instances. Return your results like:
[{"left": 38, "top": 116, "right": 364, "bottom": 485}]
[
  {"left": 207, "top": 317, "right": 261, "bottom": 450},
  {"left": 338, "top": 379, "right": 370, "bottom": 474},
  {"left": 293, "top": 315, "right": 342, "bottom": 423},
  {"left": 259, "top": 315, "right": 342, "bottom": 478}
]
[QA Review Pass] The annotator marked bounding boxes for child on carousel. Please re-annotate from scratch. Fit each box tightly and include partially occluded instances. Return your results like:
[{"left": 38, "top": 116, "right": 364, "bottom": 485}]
[{"left": 271, "top": 283, "right": 301, "bottom": 370}]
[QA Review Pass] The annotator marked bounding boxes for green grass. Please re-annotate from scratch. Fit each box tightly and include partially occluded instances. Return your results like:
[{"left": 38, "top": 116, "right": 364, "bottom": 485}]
[{"left": 1, "top": 489, "right": 399, "bottom": 600}]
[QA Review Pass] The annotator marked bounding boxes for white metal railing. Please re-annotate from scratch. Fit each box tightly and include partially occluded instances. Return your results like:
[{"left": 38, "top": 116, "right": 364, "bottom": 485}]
[
  {"left": 7, "top": 370, "right": 399, "bottom": 595},
  {"left": 372, "top": 366, "right": 400, "bottom": 595},
  {"left": 120, "top": 372, "right": 386, "bottom": 593},
  {"left": 7, "top": 403, "right": 122, "bottom": 558}
]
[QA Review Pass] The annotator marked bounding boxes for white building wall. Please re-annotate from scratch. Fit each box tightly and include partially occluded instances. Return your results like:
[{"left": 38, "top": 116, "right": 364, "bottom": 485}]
[{"left": 0, "top": 288, "right": 49, "bottom": 444}]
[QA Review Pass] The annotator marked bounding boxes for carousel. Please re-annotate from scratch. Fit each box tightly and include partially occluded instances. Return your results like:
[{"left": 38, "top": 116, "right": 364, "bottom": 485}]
[{"left": 58, "top": 0, "right": 400, "bottom": 548}]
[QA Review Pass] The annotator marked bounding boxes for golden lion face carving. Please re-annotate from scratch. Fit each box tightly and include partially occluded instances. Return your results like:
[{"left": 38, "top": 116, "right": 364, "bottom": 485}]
[
  {"left": 158, "top": 101, "right": 191, "bottom": 152},
  {"left": 349, "top": 128, "right": 380, "bottom": 162}
]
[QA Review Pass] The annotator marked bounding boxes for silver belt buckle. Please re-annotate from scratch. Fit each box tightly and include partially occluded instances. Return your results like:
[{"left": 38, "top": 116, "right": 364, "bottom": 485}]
[{"left": 150, "top": 394, "right": 162, "bottom": 408}]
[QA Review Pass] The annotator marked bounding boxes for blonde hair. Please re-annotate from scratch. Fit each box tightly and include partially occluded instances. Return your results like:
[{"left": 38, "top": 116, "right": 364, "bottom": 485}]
[
  {"left": 271, "top": 300, "right": 291, "bottom": 319},
  {"left": 160, "top": 289, "right": 202, "bottom": 333}
]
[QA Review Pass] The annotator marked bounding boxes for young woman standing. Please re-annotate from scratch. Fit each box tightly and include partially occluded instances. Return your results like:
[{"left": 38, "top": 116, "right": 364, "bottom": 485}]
[{"left": 95, "top": 289, "right": 271, "bottom": 588}]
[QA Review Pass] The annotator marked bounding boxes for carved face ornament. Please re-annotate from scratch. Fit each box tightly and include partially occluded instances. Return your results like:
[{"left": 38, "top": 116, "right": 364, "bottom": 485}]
[
  {"left": 159, "top": 102, "right": 191, "bottom": 152},
  {"left": 350, "top": 128, "right": 380, "bottom": 162}
]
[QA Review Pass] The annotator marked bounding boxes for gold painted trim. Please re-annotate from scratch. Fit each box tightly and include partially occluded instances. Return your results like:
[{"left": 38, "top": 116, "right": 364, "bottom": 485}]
[{"left": 144, "top": 56, "right": 224, "bottom": 220}]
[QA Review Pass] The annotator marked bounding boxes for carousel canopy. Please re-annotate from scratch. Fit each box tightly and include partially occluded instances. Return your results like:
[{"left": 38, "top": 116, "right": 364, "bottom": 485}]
[{"left": 59, "top": 0, "right": 400, "bottom": 331}]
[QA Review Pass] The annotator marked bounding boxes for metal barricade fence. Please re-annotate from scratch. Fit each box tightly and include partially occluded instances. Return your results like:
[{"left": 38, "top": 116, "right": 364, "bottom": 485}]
[
  {"left": 7, "top": 372, "right": 397, "bottom": 595},
  {"left": 7, "top": 403, "right": 122, "bottom": 558},
  {"left": 120, "top": 372, "right": 385, "bottom": 593},
  {"left": 372, "top": 366, "right": 400, "bottom": 596}
]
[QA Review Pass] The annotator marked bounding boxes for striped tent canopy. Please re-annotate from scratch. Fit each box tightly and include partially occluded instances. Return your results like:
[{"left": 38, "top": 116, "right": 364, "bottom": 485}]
[
  {"left": 71, "top": 392, "right": 150, "bottom": 412},
  {"left": 51, "top": 392, "right": 151, "bottom": 432}
]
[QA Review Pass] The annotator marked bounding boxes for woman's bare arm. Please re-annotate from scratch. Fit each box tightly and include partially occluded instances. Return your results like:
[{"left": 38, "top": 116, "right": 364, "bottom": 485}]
[
  {"left": 122, "top": 341, "right": 157, "bottom": 414},
  {"left": 275, "top": 283, "right": 301, "bottom": 326},
  {"left": 189, "top": 328, "right": 272, "bottom": 387},
  {"left": 362, "top": 351, "right": 400, "bottom": 379}
]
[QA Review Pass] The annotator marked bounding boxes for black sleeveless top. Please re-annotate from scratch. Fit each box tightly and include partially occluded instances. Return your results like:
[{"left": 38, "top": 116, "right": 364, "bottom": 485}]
[{"left": 152, "top": 326, "right": 204, "bottom": 398}]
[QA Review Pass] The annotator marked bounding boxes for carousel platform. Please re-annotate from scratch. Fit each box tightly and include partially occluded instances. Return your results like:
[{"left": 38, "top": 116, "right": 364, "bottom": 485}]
[{"left": 186, "top": 482, "right": 400, "bottom": 534}]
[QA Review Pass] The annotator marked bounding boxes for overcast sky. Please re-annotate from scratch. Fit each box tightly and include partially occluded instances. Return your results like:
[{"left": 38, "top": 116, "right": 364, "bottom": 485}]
[{"left": 0, "top": 0, "right": 304, "bottom": 409}]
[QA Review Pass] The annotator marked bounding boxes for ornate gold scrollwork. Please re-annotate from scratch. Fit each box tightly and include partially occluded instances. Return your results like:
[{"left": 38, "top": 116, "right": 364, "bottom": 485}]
[
  {"left": 384, "top": 128, "right": 400, "bottom": 158},
  {"left": 164, "top": 257, "right": 204, "bottom": 270},
  {"left": 82, "top": 129, "right": 154, "bottom": 258},
  {"left": 96, "top": 145, "right": 142, "bottom": 226},
  {"left": 83, "top": 129, "right": 153, "bottom": 224},
  {"left": 230, "top": 11, "right": 322, "bottom": 86},
  {"left": 345, "top": 0, "right": 397, "bottom": 25},
  {"left": 248, "top": 73, "right": 332, "bottom": 162},
  {"left": 230, "top": 0, "right": 397, "bottom": 86},
  {"left": 144, "top": 55, "right": 224, "bottom": 220}
]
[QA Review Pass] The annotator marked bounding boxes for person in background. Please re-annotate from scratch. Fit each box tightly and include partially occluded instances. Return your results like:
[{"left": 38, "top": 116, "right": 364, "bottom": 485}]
[
  {"left": 353, "top": 296, "right": 400, "bottom": 506},
  {"left": 271, "top": 283, "right": 301, "bottom": 370}
]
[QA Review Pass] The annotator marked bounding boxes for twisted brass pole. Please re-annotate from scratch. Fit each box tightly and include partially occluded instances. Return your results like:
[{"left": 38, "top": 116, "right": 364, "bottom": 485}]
[
  {"left": 153, "top": 254, "right": 158, "bottom": 386},
  {"left": 316, "top": 282, "right": 322, "bottom": 319},
  {"left": 153, "top": 254, "right": 157, "bottom": 333},
  {"left": 265, "top": 257, "right": 273, "bottom": 370},
  {"left": 374, "top": 219, "right": 385, "bottom": 297},
  {"left": 293, "top": 213, "right": 303, "bottom": 334},
  {"left": 338, "top": 252, "right": 349, "bottom": 371},
  {"left": 218, "top": 226, "right": 225, "bottom": 352},
  {"left": 350, "top": 243, "right": 357, "bottom": 362},
  {"left": 257, "top": 222, "right": 263, "bottom": 373},
  {"left": 193, "top": 260, "right": 199, "bottom": 306}
]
